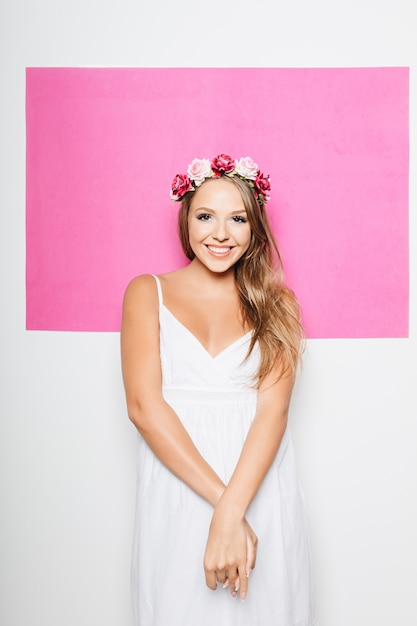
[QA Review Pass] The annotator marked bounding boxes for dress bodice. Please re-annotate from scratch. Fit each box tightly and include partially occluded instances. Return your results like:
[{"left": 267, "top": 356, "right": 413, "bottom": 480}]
[{"left": 152, "top": 275, "right": 260, "bottom": 394}]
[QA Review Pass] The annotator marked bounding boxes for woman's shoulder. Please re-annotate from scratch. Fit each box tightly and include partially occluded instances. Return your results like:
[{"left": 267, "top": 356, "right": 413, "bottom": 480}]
[
  {"left": 160, "top": 266, "right": 189, "bottom": 280},
  {"left": 123, "top": 268, "right": 188, "bottom": 305},
  {"left": 124, "top": 273, "right": 156, "bottom": 294},
  {"left": 122, "top": 274, "right": 160, "bottom": 314}
]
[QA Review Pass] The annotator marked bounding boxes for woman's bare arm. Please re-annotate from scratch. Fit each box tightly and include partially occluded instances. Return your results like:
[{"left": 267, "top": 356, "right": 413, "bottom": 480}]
[
  {"left": 121, "top": 274, "right": 225, "bottom": 506},
  {"left": 204, "top": 364, "right": 294, "bottom": 599},
  {"left": 218, "top": 367, "right": 293, "bottom": 515}
]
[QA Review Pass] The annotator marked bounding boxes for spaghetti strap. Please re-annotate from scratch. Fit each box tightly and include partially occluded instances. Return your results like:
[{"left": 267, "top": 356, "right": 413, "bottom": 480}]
[{"left": 151, "top": 274, "right": 163, "bottom": 307}]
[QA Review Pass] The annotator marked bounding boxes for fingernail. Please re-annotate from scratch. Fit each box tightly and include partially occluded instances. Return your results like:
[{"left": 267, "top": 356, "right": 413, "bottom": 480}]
[
  {"left": 246, "top": 568, "right": 252, "bottom": 578},
  {"left": 223, "top": 580, "right": 230, "bottom": 588},
  {"left": 240, "top": 591, "right": 247, "bottom": 601}
]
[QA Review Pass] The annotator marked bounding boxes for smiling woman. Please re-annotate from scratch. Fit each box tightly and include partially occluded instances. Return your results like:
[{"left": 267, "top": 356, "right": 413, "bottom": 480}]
[
  {"left": 187, "top": 178, "right": 252, "bottom": 275},
  {"left": 120, "top": 154, "right": 317, "bottom": 626}
]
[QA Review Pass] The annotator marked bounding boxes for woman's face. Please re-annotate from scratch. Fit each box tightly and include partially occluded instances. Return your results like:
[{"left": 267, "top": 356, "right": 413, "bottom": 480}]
[{"left": 187, "top": 177, "right": 252, "bottom": 274}]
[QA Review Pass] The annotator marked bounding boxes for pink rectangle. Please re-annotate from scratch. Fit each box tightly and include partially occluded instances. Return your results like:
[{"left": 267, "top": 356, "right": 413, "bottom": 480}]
[{"left": 26, "top": 67, "right": 409, "bottom": 337}]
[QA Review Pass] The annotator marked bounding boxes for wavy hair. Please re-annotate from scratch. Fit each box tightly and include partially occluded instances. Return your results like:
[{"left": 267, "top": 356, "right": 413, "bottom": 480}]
[{"left": 177, "top": 176, "right": 305, "bottom": 385}]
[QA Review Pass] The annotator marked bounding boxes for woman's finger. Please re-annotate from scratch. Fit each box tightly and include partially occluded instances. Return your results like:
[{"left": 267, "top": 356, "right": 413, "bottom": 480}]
[
  {"left": 216, "top": 569, "right": 227, "bottom": 584},
  {"left": 245, "top": 522, "right": 258, "bottom": 572},
  {"left": 204, "top": 567, "right": 217, "bottom": 591},
  {"left": 227, "top": 566, "right": 239, "bottom": 597},
  {"left": 237, "top": 563, "right": 249, "bottom": 600}
]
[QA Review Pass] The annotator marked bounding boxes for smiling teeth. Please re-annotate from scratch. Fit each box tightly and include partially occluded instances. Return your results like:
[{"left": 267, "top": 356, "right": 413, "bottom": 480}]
[{"left": 208, "top": 246, "right": 231, "bottom": 254}]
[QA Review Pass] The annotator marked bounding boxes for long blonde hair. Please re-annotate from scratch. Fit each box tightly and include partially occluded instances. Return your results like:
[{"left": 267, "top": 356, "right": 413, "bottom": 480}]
[{"left": 178, "top": 176, "right": 304, "bottom": 385}]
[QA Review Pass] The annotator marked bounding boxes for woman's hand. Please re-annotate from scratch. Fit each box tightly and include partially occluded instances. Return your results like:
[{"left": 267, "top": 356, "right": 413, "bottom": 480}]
[{"left": 203, "top": 502, "right": 257, "bottom": 600}]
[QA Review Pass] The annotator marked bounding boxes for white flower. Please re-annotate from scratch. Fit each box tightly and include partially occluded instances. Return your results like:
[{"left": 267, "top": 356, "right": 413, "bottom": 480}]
[
  {"left": 235, "top": 156, "right": 259, "bottom": 180},
  {"left": 187, "top": 158, "right": 213, "bottom": 186}
]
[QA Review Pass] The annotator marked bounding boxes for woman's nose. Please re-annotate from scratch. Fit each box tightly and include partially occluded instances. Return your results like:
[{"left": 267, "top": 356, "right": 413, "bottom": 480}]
[{"left": 213, "top": 220, "right": 229, "bottom": 241}]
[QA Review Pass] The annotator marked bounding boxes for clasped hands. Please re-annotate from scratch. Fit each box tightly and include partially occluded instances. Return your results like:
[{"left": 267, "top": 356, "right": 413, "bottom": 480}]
[{"left": 203, "top": 500, "right": 258, "bottom": 601}]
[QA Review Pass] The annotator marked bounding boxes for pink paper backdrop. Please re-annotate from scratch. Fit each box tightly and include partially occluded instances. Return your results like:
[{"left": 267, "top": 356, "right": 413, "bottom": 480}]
[{"left": 26, "top": 67, "right": 409, "bottom": 337}]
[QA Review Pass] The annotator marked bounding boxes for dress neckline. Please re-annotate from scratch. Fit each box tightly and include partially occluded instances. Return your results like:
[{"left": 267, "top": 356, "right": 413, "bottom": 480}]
[{"left": 161, "top": 304, "right": 253, "bottom": 360}]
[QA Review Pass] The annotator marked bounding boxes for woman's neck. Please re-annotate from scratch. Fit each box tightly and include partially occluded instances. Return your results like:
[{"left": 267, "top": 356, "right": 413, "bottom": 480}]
[{"left": 186, "top": 257, "right": 237, "bottom": 291}]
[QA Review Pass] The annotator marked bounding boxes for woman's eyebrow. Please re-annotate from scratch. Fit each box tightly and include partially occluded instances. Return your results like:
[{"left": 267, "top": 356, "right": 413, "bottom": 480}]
[{"left": 193, "top": 208, "right": 247, "bottom": 215}]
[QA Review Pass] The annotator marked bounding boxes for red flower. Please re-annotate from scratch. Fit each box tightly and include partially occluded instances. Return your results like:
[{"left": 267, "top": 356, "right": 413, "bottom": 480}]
[
  {"left": 255, "top": 172, "right": 271, "bottom": 202},
  {"left": 170, "top": 173, "right": 193, "bottom": 200},
  {"left": 211, "top": 153, "right": 236, "bottom": 176}
]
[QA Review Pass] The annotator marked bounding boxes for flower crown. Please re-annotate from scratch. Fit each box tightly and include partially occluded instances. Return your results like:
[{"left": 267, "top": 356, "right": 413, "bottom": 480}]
[{"left": 170, "top": 153, "right": 271, "bottom": 206}]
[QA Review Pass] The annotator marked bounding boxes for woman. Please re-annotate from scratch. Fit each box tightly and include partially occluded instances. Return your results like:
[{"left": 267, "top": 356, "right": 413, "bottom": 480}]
[{"left": 121, "top": 154, "right": 316, "bottom": 625}]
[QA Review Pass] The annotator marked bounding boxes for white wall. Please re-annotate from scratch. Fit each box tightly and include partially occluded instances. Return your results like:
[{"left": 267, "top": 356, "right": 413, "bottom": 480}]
[{"left": 1, "top": 1, "right": 415, "bottom": 625}]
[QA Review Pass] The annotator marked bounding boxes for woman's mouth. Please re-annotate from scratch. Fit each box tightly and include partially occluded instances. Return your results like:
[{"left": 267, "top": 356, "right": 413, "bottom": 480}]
[{"left": 206, "top": 246, "right": 232, "bottom": 256}]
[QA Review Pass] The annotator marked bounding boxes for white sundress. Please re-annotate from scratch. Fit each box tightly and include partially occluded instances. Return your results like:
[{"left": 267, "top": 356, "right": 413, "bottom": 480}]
[{"left": 131, "top": 274, "right": 317, "bottom": 625}]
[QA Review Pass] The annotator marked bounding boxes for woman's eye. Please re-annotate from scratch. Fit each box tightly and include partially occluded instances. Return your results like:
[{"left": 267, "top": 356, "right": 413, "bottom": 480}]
[
  {"left": 197, "top": 214, "right": 211, "bottom": 221},
  {"left": 232, "top": 215, "right": 247, "bottom": 223}
]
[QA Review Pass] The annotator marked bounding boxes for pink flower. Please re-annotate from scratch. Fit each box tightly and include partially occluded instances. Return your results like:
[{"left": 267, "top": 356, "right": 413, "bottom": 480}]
[
  {"left": 170, "top": 173, "right": 193, "bottom": 201},
  {"left": 235, "top": 156, "right": 259, "bottom": 181},
  {"left": 187, "top": 158, "right": 212, "bottom": 186},
  {"left": 255, "top": 172, "right": 271, "bottom": 202},
  {"left": 211, "top": 153, "right": 236, "bottom": 176}
]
